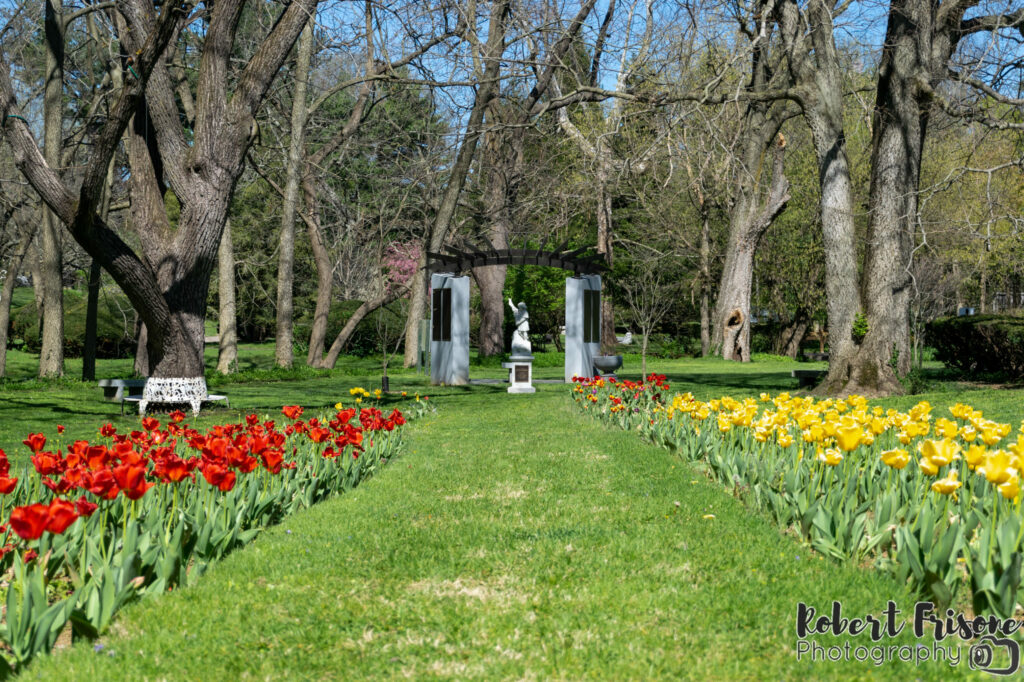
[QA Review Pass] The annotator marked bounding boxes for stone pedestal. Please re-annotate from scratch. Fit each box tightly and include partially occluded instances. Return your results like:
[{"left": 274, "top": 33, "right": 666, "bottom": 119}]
[{"left": 502, "top": 355, "right": 535, "bottom": 394}]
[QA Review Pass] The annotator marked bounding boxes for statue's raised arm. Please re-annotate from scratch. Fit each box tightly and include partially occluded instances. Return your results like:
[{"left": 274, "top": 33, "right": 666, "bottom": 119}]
[{"left": 508, "top": 298, "right": 517, "bottom": 315}]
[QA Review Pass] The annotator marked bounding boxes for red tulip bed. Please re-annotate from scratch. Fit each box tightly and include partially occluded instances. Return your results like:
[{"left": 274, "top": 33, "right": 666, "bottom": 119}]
[{"left": 0, "top": 401, "right": 420, "bottom": 673}]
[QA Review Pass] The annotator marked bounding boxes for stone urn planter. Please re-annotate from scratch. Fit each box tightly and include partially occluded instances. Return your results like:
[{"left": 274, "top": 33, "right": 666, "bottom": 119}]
[{"left": 592, "top": 355, "right": 623, "bottom": 378}]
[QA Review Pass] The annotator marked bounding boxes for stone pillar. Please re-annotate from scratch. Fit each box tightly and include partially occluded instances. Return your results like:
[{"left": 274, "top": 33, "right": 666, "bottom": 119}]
[
  {"left": 430, "top": 273, "right": 469, "bottom": 385},
  {"left": 565, "top": 275, "right": 601, "bottom": 382}
]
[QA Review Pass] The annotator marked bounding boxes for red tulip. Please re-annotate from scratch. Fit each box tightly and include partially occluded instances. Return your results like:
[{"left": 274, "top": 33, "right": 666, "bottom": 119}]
[
  {"left": 10, "top": 504, "right": 49, "bottom": 540},
  {"left": 0, "top": 476, "right": 17, "bottom": 494},
  {"left": 86, "top": 445, "right": 109, "bottom": 470},
  {"left": 31, "top": 451, "right": 64, "bottom": 476},
  {"left": 42, "top": 477, "right": 73, "bottom": 495},
  {"left": 141, "top": 417, "right": 160, "bottom": 432},
  {"left": 75, "top": 497, "right": 98, "bottom": 517},
  {"left": 45, "top": 499, "right": 78, "bottom": 534},
  {"left": 99, "top": 423, "right": 117, "bottom": 438},
  {"left": 113, "top": 463, "right": 152, "bottom": 499},
  {"left": 282, "top": 405, "right": 303, "bottom": 420},
  {"left": 308, "top": 427, "right": 332, "bottom": 444},
  {"left": 86, "top": 470, "right": 119, "bottom": 500},
  {"left": 22, "top": 433, "right": 46, "bottom": 453},
  {"left": 169, "top": 410, "right": 187, "bottom": 423},
  {"left": 201, "top": 462, "right": 237, "bottom": 492},
  {"left": 260, "top": 449, "right": 284, "bottom": 474}
]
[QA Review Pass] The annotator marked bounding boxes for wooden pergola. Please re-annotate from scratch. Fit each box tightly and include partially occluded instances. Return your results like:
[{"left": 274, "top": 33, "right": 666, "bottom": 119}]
[{"left": 427, "top": 240, "right": 608, "bottom": 276}]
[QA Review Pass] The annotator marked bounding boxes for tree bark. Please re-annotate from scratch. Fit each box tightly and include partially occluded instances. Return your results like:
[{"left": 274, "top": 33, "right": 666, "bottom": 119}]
[
  {"left": 81, "top": 259, "right": 102, "bottom": 381},
  {"left": 699, "top": 210, "right": 711, "bottom": 356},
  {"left": 826, "top": 0, "right": 964, "bottom": 396},
  {"left": 2, "top": 0, "right": 320, "bottom": 380},
  {"left": 134, "top": 321, "right": 149, "bottom": 376},
  {"left": 38, "top": 0, "right": 65, "bottom": 378},
  {"left": 775, "top": 0, "right": 863, "bottom": 392},
  {"left": 596, "top": 161, "right": 616, "bottom": 354},
  {"left": 0, "top": 227, "right": 32, "bottom": 378},
  {"left": 83, "top": 155, "right": 116, "bottom": 382},
  {"left": 775, "top": 312, "right": 810, "bottom": 359},
  {"left": 711, "top": 136, "right": 791, "bottom": 362},
  {"left": 274, "top": 20, "right": 314, "bottom": 368},
  {"left": 472, "top": 119, "right": 520, "bottom": 357},
  {"left": 217, "top": 218, "right": 238, "bottom": 374}
]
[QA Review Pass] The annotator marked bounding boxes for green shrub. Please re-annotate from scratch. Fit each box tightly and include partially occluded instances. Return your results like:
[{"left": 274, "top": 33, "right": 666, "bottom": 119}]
[
  {"left": 10, "top": 289, "right": 136, "bottom": 359},
  {"left": 926, "top": 314, "right": 1024, "bottom": 378}
]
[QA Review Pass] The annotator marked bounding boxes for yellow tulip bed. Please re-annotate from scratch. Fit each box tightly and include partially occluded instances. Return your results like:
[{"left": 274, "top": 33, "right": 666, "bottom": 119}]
[{"left": 571, "top": 374, "right": 1024, "bottom": 617}]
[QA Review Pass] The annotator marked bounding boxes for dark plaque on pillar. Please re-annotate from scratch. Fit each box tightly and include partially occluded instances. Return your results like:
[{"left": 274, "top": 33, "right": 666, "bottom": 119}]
[{"left": 515, "top": 365, "right": 529, "bottom": 382}]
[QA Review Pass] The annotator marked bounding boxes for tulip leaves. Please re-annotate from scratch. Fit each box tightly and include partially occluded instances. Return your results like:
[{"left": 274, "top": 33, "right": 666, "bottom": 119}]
[{"left": 575, "top": 379, "right": 1024, "bottom": 618}]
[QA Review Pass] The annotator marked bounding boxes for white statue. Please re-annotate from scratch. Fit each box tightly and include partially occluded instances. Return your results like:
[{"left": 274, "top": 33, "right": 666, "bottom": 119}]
[{"left": 508, "top": 298, "right": 531, "bottom": 356}]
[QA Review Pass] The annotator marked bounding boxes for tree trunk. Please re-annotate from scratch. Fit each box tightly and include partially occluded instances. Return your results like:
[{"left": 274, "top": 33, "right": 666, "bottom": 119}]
[
  {"left": 303, "top": 175, "right": 333, "bottom": 368},
  {"left": 83, "top": 155, "right": 116, "bottom": 382},
  {"left": 403, "top": 0, "right": 510, "bottom": 367},
  {"left": 323, "top": 286, "right": 408, "bottom": 368},
  {"left": 776, "top": 0, "right": 865, "bottom": 392},
  {"left": 0, "top": 228, "right": 32, "bottom": 378},
  {"left": 274, "top": 21, "right": 314, "bottom": 368},
  {"left": 134, "top": 322, "right": 149, "bottom": 377},
  {"left": 711, "top": 137, "right": 791, "bottom": 362},
  {"left": 217, "top": 218, "right": 238, "bottom": 374},
  {"left": 641, "top": 333, "right": 648, "bottom": 377},
  {"left": 699, "top": 210, "right": 711, "bottom": 356},
  {"left": 776, "top": 312, "right": 810, "bottom": 359},
  {"left": 596, "top": 163, "right": 616, "bottom": 354},
  {"left": 38, "top": 0, "right": 65, "bottom": 378},
  {"left": 827, "top": 0, "right": 960, "bottom": 396},
  {"left": 2, "top": 0, "right": 321, "bottom": 381},
  {"left": 473, "top": 121, "right": 520, "bottom": 358},
  {"left": 474, "top": 263, "right": 508, "bottom": 356},
  {"left": 81, "top": 259, "right": 102, "bottom": 381}
]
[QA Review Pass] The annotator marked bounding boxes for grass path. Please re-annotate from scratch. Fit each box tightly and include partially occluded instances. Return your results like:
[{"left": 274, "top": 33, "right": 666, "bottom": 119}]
[{"left": 30, "top": 387, "right": 969, "bottom": 679}]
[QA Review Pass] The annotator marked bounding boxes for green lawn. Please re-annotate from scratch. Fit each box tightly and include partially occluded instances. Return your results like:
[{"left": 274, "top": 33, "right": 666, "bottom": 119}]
[{"left": 1, "top": 347, "right": 1016, "bottom": 678}]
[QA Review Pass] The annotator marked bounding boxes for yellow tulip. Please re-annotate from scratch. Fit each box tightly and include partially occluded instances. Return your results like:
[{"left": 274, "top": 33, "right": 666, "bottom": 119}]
[
  {"left": 918, "top": 457, "right": 939, "bottom": 476},
  {"left": 818, "top": 448, "right": 844, "bottom": 466},
  {"left": 981, "top": 429, "right": 1003, "bottom": 447},
  {"left": 897, "top": 431, "right": 911, "bottom": 445},
  {"left": 919, "top": 439, "right": 960, "bottom": 467},
  {"left": 931, "top": 470, "right": 961, "bottom": 496},
  {"left": 870, "top": 417, "right": 887, "bottom": 435},
  {"left": 935, "top": 418, "right": 958, "bottom": 439},
  {"left": 960, "top": 425, "right": 978, "bottom": 443},
  {"left": 835, "top": 425, "right": 862, "bottom": 452},
  {"left": 978, "top": 450, "right": 1015, "bottom": 485},
  {"left": 778, "top": 433, "right": 794, "bottom": 448},
  {"left": 880, "top": 448, "right": 909, "bottom": 470},
  {"left": 999, "top": 475, "right": 1020, "bottom": 501},
  {"left": 965, "top": 444, "right": 987, "bottom": 470},
  {"left": 909, "top": 401, "right": 932, "bottom": 420}
]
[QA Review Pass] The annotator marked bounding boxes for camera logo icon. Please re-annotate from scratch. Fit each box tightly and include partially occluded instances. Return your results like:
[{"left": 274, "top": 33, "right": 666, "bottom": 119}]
[{"left": 968, "top": 636, "right": 1020, "bottom": 676}]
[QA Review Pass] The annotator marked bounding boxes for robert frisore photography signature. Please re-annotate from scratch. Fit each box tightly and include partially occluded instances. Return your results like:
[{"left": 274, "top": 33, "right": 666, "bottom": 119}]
[{"left": 796, "top": 601, "right": 1022, "bottom": 676}]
